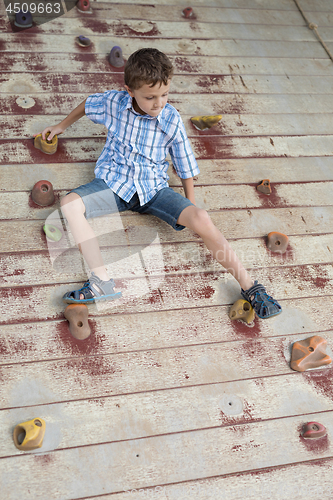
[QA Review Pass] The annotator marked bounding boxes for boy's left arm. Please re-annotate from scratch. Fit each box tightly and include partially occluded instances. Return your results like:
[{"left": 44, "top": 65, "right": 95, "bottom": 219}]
[{"left": 181, "top": 177, "right": 196, "bottom": 205}]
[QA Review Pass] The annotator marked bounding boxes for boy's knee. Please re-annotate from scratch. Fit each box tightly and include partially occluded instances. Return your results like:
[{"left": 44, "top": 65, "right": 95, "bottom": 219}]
[
  {"left": 60, "top": 193, "right": 85, "bottom": 219},
  {"left": 191, "top": 208, "right": 213, "bottom": 232}
]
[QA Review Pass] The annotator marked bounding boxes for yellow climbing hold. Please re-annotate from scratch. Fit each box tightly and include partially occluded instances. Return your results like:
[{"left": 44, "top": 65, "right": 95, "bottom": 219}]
[
  {"left": 13, "top": 418, "right": 46, "bottom": 451},
  {"left": 190, "top": 115, "right": 222, "bottom": 131}
]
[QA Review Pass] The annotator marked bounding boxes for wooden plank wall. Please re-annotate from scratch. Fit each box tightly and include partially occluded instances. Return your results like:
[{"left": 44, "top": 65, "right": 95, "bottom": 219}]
[{"left": 1, "top": 0, "right": 333, "bottom": 498}]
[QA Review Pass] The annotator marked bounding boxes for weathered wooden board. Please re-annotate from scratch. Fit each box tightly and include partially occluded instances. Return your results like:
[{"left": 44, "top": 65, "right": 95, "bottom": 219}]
[
  {"left": 2, "top": 53, "right": 333, "bottom": 76},
  {"left": 1, "top": 294, "right": 332, "bottom": 365},
  {"left": 1, "top": 205, "right": 332, "bottom": 254},
  {"left": 1, "top": 136, "right": 333, "bottom": 166},
  {"left": 2, "top": 181, "right": 333, "bottom": 220},
  {"left": 1, "top": 327, "right": 333, "bottom": 408},
  {"left": 1, "top": 367, "right": 333, "bottom": 455},
  {"left": 1, "top": 263, "right": 333, "bottom": 324},
  {"left": 6, "top": 113, "right": 333, "bottom": 140},
  {"left": 2, "top": 36, "right": 326, "bottom": 59},
  {"left": 1, "top": 157, "right": 333, "bottom": 192},
  {"left": 0, "top": 411, "right": 332, "bottom": 499},
  {"left": 3, "top": 73, "right": 333, "bottom": 95},
  {"left": 62, "top": 460, "right": 333, "bottom": 500},
  {"left": 5, "top": 93, "right": 333, "bottom": 119},
  {"left": 2, "top": 233, "right": 333, "bottom": 288}
]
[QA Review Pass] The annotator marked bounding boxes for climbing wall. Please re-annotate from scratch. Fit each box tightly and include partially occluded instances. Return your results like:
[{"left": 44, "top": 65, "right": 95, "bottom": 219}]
[{"left": 1, "top": 0, "right": 333, "bottom": 498}]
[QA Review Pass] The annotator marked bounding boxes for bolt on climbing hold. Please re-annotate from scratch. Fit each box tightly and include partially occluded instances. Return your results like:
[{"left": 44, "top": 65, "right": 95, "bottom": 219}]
[
  {"left": 14, "top": 10, "right": 33, "bottom": 28},
  {"left": 267, "top": 231, "right": 289, "bottom": 254},
  {"left": 34, "top": 132, "right": 58, "bottom": 155},
  {"left": 190, "top": 115, "right": 222, "bottom": 131},
  {"left": 302, "top": 422, "right": 327, "bottom": 439},
  {"left": 229, "top": 299, "right": 255, "bottom": 324},
  {"left": 109, "top": 46, "right": 124, "bottom": 68},
  {"left": 182, "top": 7, "right": 194, "bottom": 18},
  {"left": 43, "top": 224, "right": 63, "bottom": 242},
  {"left": 290, "top": 335, "right": 332, "bottom": 372},
  {"left": 76, "top": 0, "right": 92, "bottom": 13},
  {"left": 13, "top": 418, "right": 46, "bottom": 451},
  {"left": 64, "top": 304, "right": 91, "bottom": 340},
  {"left": 76, "top": 35, "right": 91, "bottom": 47},
  {"left": 257, "top": 179, "right": 271, "bottom": 195},
  {"left": 31, "top": 180, "right": 55, "bottom": 207}
]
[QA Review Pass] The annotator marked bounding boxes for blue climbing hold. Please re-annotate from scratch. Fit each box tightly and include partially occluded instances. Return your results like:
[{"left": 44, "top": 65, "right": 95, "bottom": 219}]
[
  {"left": 109, "top": 46, "right": 124, "bottom": 68},
  {"left": 14, "top": 10, "right": 33, "bottom": 28}
]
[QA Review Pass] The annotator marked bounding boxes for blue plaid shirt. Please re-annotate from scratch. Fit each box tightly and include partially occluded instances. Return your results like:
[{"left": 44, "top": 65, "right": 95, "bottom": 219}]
[{"left": 85, "top": 90, "right": 200, "bottom": 206}]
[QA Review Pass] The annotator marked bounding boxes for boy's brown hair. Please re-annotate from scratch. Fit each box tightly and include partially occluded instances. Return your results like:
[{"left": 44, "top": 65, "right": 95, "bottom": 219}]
[{"left": 124, "top": 48, "right": 174, "bottom": 90}]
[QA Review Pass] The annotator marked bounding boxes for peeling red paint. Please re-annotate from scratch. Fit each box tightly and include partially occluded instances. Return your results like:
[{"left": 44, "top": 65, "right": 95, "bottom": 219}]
[
  {"left": 33, "top": 453, "right": 55, "bottom": 465},
  {"left": 174, "top": 57, "right": 200, "bottom": 74},
  {"left": 302, "top": 368, "right": 333, "bottom": 400},
  {"left": 229, "top": 317, "right": 261, "bottom": 338},
  {"left": 54, "top": 318, "right": 102, "bottom": 357}
]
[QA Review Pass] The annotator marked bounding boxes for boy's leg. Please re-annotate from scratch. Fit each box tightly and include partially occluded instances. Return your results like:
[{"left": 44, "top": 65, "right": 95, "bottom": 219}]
[
  {"left": 61, "top": 192, "right": 110, "bottom": 282},
  {"left": 177, "top": 205, "right": 254, "bottom": 291}
]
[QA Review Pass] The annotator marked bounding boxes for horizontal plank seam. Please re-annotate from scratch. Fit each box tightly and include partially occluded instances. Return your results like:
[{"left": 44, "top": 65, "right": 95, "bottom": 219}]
[
  {"left": 0, "top": 369, "right": 331, "bottom": 412},
  {"left": 1, "top": 326, "right": 332, "bottom": 368},
  {"left": 1, "top": 408, "right": 333, "bottom": 461}
]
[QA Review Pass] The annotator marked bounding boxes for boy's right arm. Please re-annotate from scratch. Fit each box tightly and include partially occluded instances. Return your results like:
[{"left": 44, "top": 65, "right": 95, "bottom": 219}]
[{"left": 34, "top": 98, "right": 87, "bottom": 141}]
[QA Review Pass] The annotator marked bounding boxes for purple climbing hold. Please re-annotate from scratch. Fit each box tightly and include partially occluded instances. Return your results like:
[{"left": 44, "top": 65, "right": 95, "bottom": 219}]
[
  {"left": 76, "top": 35, "right": 91, "bottom": 47},
  {"left": 109, "top": 46, "right": 124, "bottom": 68},
  {"left": 14, "top": 10, "right": 33, "bottom": 28}
]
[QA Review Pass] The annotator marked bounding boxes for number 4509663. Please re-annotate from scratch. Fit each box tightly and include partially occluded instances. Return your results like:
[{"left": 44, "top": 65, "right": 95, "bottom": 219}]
[{"left": 6, "top": 2, "right": 61, "bottom": 14}]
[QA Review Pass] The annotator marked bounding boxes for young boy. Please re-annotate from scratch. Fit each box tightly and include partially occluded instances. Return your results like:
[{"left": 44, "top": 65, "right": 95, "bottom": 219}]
[{"left": 38, "top": 48, "right": 281, "bottom": 319}]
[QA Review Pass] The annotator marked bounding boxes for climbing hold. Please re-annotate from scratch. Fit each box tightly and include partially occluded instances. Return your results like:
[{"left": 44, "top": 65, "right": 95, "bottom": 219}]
[
  {"left": 31, "top": 180, "right": 55, "bottom": 207},
  {"left": 229, "top": 299, "right": 255, "bottom": 324},
  {"left": 302, "top": 422, "right": 327, "bottom": 439},
  {"left": 76, "top": 35, "right": 91, "bottom": 47},
  {"left": 14, "top": 10, "right": 33, "bottom": 28},
  {"left": 219, "top": 394, "right": 243, "bottom": 416},
  {"left": 64, "top": 304, "right": 91, "bottom": 340},
  {"left": 190, "top": 115, "right": 222, "bottom": 131},
  {"left": 257, "top": 179, "right": 271, "bottom": 195},
  {"left": 290, "top": 335, "right": 332, "bottom": 372},
  {"left": 109, "top": 46, "right": 124, "bottom": 68},
  {"left": 267, "top": 232, "right": 289, "bottom": 254},
  {"left": 34, "top": 132, "right": 58, "bottom": 155},
  {"left": 16, "top": 96, "right": 35, "bottom": 109},
  {"left": 76, "top": 0, "right": 91, "bottom": 12},
  {"left": 182, "top": 7, "right": 194, "bottom": 18},
  {"left": 43, "top": 224, "right": 63, "bottom": 242},
  {"left": 13, "top": 418, "right": 46, "bottom": 451}
]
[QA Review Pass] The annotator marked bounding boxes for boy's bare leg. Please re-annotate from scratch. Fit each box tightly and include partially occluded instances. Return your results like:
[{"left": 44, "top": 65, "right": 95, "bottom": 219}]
[
  {"left": 60, "top": 193, "right": 110, "bottom": 282},
  {"left": 177, "top": 206, "right": 254, "bottom": 291}
]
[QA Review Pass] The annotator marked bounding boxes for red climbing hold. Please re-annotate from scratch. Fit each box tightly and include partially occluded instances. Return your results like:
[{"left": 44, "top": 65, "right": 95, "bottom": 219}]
[
  {"left": 182, "top": 7, "right": 193, "bottom": 18},
  {"left": 302, "top": 422, "right": 327, "bottom": 439},
  {"left": 31, "top": 180, "right": 55, "bottom": 207}
]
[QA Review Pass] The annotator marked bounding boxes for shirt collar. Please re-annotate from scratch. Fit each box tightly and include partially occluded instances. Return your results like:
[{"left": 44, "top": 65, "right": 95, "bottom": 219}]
[{"left": 121, "top": 91, "right": 165, "bottom": 123}]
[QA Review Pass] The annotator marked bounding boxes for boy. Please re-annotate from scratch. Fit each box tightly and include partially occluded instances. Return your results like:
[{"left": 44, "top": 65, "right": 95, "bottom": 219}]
[{"left": 38, "top": 48, "right": 281, "bottom": 319}]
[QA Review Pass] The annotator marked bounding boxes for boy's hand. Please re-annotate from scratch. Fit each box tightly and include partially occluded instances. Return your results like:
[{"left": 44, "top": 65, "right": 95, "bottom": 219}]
[{"left": 33, "top": 125, "right": 65, "bottom": 141}]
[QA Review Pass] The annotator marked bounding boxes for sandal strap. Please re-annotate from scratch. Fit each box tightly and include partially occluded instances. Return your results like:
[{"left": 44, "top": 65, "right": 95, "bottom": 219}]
[
  {"left": 241, "top": 281, "right": 281, "bottom": 318},
  {"left": 88, "top": 272, "right": 116, "bottom": 297}
]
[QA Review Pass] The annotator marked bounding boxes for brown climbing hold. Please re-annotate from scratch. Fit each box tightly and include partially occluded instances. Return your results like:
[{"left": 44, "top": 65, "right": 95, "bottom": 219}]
[
  {"left": 267, "top": 231, "right": 289, "bottom": 254},
  {"left": 190, "top": 115, "right": 222, "bottom": 131},
  {"left": 290, "top": 335, "right": 332, "bottom": 372},
  {"left": 182, "top": 7, "right": 194, "bottom": 18},
  {"left": 257, "top": 179, "right": 271, "bottom": 195},
  {"left": 13, "top": 418, "right": 46, "bottom": 451},
  {"left": 64, "top": 304, "right": 91, "bottom": 340},
  {"left": 34, "top": 132, "right": 58, "bottom": 154},
  {"left": 229, "top": 299, "right": 255, "bottom": 324},
  {"left": 31, "top": 180, "right": 55, "bottom": 206},
  {"left": 302, "top": 422, "right": 327, "bottom": 439}
]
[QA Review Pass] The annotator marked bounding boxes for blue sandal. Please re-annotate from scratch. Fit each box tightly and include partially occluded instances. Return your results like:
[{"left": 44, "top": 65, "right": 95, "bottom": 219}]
[
  {"left": 241, "top": 281, "right": 282, "bottom": 319},
  {"left": 63, "top": 272, "right": 122, "bottom": 304}
]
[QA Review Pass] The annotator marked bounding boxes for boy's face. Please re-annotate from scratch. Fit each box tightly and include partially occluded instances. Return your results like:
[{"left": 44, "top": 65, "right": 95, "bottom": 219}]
[{"left": 125, "top": 80, "right": 171, "bottom": 117}]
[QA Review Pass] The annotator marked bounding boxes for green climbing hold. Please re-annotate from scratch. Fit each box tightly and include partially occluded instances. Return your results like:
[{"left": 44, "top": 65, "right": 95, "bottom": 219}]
[{"left": 43, "top": 224, "right": 62, "bottom": 242}]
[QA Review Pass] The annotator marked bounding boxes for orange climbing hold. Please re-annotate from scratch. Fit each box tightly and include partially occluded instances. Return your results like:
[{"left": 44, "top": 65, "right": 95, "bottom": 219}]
[
  {"left": 290, "top": 335, "right": 332, "bottom": 372},
  {"left": 267, "top": 231, "right": 289, "bottom": 254},
  {"left": 257, "top": 179, "right": 271, "bottom": 195},
  {"left": 64, "top": 304, "right": 91, "bottom": 340}
]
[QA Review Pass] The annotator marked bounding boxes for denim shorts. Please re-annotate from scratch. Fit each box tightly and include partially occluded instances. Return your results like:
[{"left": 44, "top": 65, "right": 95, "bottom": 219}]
[{"left": 69, "top": 178, "right": 194, "bottom": 231}]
